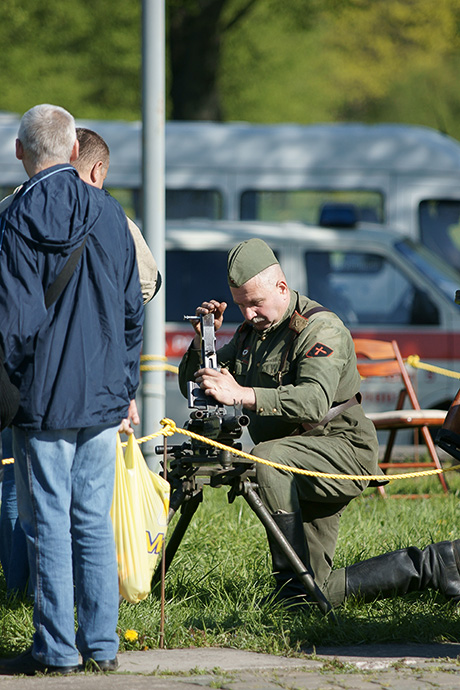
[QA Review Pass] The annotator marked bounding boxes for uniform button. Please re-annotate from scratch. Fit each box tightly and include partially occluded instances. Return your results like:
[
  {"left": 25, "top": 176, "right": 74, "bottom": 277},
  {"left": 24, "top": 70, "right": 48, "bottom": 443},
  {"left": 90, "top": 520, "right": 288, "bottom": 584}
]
[
  {"left": 273, "top": 407, "right": 277, "bottom": 413},
  {"left": 256, "top": 362, "right": 260, "bottom": 367},
  {"left": 258, "top": 407, "right": 264, "bottom": 413}
]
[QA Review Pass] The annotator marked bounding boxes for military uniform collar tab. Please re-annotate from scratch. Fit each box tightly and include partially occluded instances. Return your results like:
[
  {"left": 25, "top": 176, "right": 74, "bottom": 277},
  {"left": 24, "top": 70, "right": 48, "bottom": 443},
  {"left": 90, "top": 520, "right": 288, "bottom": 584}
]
[{"left": 289, "top": 310, "right": 309, "bottom": 334}]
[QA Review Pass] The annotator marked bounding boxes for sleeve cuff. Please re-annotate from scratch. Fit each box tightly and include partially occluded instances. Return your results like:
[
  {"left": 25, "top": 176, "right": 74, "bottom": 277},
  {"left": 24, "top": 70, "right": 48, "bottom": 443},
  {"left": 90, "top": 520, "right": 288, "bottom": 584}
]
[{"left": 253, "top": 388, "right": 283, "bottom": 416}]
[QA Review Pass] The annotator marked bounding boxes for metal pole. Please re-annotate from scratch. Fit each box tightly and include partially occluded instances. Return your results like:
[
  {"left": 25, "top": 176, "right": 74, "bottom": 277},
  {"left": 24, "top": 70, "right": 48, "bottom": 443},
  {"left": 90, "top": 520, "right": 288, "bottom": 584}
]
[
  {"left": 243, "top": 483, "right": 335, "bottom": 616},
  {"left": 141, "top": 0, "right": 165, "bottom": 472}
]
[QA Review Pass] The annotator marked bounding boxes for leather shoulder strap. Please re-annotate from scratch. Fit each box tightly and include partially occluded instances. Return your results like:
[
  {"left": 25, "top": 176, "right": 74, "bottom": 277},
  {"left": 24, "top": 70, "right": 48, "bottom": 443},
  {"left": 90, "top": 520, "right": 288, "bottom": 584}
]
[
  {"left": 44, "top": 237, "right": 87, "bottom": 309},
  {"left": 278, "top": 303, "right": 331, "bottom": 381}
]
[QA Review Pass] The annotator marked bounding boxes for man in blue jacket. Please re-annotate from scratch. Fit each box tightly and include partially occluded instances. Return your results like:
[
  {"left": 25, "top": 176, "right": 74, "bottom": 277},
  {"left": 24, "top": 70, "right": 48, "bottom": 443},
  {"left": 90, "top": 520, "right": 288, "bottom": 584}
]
[{"left": 0, "top": 104, "right": 144, "bottom": 675}]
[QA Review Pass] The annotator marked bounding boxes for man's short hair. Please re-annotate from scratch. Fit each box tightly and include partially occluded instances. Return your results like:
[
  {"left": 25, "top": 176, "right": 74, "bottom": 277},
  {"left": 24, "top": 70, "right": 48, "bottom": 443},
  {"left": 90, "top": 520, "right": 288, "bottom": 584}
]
[
  {"left": 18, "top": 104, "right": 76, "bottom": 168},
  {"left": 74, "top": 127, "right": 110, "bottom": 176}
]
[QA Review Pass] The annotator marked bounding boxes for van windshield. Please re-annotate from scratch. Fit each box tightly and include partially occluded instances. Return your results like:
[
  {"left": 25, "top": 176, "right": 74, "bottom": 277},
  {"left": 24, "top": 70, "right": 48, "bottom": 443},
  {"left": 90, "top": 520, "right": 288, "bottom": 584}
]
[
  {"left": 419, "top": 200, "right": 460, "bottom": 272},
  {"left": 305, "top": 249, "right": 438, "bottom": 326},
  {"left": 395, "top": 239, "right": 460, "bottom": 305}
]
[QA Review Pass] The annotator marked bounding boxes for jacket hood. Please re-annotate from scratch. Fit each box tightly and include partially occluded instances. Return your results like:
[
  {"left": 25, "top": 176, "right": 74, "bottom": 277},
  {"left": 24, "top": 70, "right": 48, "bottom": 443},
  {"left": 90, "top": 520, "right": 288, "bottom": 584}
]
[{"left": 1, "top": 165, "right": 105, "bottom": 250}]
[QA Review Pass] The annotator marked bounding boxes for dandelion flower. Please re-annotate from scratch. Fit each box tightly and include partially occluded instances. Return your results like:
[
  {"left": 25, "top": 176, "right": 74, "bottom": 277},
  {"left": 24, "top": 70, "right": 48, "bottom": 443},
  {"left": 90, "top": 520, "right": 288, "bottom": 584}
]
[{"left": 125, "top": 629, "right": 139, "bottom": 642}]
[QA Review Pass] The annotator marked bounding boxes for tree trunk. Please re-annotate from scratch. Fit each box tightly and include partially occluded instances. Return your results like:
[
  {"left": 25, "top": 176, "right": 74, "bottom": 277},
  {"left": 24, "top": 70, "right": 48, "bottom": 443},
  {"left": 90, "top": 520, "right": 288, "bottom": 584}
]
[{"left": 169, "top": 1, "right": 227, "bottom": 121}]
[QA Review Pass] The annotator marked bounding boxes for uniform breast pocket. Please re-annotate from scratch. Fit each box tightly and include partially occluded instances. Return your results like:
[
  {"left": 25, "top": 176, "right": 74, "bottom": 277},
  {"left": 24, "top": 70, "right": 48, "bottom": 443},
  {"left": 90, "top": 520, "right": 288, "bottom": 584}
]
[
  {"left": 232, "top": 359, "right": 249, "bottom": 384},
  {"left": 259, "top": 358, "right": 297, "bottom": 387},
  {"left": 258, "top": 360, "right": 284, "bottom": 387}
]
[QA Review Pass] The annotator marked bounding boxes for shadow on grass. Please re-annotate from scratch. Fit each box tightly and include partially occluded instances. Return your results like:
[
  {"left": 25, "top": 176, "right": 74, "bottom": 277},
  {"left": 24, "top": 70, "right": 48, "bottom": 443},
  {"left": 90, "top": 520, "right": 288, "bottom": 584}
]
[
  {"left": 289, "top": 593, "right": 460, "bottom": 647},
  {"left": 172, "top": 590, "right": 460, "bottom": 652}
]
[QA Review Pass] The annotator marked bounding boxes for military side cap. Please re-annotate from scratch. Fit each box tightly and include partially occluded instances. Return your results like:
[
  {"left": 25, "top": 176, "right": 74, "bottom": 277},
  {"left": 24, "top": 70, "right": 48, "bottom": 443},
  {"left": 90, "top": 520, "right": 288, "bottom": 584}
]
[{"left": 227, "top": 238, "right": 279, "bottom": 288}]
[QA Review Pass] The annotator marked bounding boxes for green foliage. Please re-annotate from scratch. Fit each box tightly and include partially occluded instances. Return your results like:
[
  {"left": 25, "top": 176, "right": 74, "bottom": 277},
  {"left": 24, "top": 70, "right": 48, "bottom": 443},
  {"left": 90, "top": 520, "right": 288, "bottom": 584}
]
[
  {"left": 0, "top": 0, "right": 141, "bottom": 119},
  {"left": 1, "top": 0, "right": 460, "bottom": 137},
  {"left": 221, "top": 0, "right": 460, "bottom": 140},
  {"left": 323, "top": 0, "right": 460, "bottom": 128},
  {"left": 221, "top": 0, "right": 339, "bottom": 123}
]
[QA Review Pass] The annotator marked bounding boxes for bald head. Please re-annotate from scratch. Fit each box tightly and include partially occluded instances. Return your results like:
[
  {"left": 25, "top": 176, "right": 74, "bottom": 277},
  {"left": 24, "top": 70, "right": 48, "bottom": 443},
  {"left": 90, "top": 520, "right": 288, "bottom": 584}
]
[{"left": 250, "top": 262, "right": 287, "bottom": 290}]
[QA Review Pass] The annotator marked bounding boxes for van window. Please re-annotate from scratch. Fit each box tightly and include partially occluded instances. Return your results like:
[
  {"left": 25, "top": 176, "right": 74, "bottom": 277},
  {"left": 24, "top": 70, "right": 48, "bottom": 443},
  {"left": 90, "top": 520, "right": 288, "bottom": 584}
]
[
  {"left": 166, "top": 250, "right": 242, "bottom": 322},
  {"left": 419, "top": 200, "right": 460, "bottom": 272},
  {"left": 241, "top": 190, "right": 384, "bottom": 225},
  {"left": 106, "top": 188, "right": 223, "bottom": 222},
  {"left": 166, "top": 189, "right": 223, "bottom": 220},
  {"left": 305, "top": 250, "right": 439, "bottom": 326}
]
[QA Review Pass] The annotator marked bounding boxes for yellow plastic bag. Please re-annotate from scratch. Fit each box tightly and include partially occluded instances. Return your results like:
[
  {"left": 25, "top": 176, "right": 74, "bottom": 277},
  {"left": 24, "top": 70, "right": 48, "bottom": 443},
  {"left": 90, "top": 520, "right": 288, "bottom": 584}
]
[{"left": 110, "top": 433, "right": 170, "bottom": 603}]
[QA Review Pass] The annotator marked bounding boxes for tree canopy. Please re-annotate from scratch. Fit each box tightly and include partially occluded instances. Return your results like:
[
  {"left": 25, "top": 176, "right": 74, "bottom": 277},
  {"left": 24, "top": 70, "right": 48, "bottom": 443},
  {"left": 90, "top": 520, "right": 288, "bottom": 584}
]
[
  {"left": 1, "top": 0, "right": 460, "bottom": 140},
  {"left": 0, "top": 0, "right": 141, "bottom": 119}
]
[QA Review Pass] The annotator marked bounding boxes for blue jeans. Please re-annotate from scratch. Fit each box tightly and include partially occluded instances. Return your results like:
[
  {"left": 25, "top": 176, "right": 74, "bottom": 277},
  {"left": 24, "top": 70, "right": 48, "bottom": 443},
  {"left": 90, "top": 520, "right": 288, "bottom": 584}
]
[
  {"left": 0, "top": 429, "right": 30, "bottom": 594},
  {"left": 13, "top": 424, "right": 119, "bottom": 666}
]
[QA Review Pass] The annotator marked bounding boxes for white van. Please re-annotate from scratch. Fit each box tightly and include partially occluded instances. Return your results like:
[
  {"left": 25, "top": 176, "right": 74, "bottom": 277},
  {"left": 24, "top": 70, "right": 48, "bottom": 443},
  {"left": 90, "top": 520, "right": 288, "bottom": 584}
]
[
  {"left": 162, "top": 219, "right": 460, "bottom": 428},
  {"left": 2, "top": 117, "right": 460, "bottom": 271}
]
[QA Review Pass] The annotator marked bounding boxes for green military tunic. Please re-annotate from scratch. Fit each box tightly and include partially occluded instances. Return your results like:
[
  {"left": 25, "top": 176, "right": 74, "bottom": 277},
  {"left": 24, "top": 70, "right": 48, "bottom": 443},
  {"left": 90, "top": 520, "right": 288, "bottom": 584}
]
[{"left": 179, "top": 290, "right": 382, "bottom": 588}]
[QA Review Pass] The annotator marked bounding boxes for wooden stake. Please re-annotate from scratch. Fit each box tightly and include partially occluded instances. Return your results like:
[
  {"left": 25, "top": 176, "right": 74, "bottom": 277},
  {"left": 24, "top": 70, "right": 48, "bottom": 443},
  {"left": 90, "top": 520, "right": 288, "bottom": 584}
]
[{"left": 159, "top": 434, "right": 168, "bottom": 649}]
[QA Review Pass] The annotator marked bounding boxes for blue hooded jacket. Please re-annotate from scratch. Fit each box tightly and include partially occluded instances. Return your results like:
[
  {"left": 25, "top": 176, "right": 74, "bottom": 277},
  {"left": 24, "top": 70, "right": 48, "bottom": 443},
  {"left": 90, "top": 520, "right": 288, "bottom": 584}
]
[{"left": 0, "top": 164, "right": 144, "bottom": 430}]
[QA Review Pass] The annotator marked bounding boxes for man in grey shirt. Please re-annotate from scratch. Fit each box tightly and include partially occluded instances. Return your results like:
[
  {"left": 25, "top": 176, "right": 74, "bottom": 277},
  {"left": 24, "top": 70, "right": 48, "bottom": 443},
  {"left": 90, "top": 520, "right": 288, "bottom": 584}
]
[{"left": 73, "top": 127, "right": 160, "bottom": 305}]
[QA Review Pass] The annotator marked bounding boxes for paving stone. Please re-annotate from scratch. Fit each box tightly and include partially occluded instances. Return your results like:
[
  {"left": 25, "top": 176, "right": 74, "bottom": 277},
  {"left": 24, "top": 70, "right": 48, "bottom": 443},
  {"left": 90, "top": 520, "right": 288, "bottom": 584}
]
[{"left": 1, "top": 644, "right": 459, "bottom": 690}]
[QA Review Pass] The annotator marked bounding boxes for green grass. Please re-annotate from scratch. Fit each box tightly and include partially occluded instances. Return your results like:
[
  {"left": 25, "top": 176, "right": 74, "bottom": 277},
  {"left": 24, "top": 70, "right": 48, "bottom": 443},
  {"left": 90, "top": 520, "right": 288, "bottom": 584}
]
[{"left": 1, "top": 469, "right": 460, "bottom": 657}]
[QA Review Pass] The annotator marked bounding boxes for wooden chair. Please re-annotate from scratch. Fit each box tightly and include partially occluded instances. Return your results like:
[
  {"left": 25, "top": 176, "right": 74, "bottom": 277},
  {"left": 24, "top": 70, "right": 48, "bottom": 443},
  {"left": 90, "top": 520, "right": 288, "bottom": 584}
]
[{"left": 353, "top": 338, "right": 448, "bottom": 497}]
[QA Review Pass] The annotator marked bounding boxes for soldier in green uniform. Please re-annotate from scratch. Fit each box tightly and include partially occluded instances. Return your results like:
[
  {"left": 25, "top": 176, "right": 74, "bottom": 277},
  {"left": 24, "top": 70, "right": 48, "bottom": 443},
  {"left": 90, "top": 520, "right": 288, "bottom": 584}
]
[
  {"left": 179, "top": 238, "right": 460, "bottom": 606},
  {"left": 179, "top": 238, "right": 382, "bottom": 603}
]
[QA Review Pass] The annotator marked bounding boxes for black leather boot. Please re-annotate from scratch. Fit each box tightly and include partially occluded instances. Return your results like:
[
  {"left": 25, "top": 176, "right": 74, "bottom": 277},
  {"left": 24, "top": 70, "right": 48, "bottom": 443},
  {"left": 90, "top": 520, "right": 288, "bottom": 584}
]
[
  {"left": 265, "top": 511, "right": 311, "bottom": 605},
  {"left": 346, "top": 540, "right": 460, "bottom": 602}
]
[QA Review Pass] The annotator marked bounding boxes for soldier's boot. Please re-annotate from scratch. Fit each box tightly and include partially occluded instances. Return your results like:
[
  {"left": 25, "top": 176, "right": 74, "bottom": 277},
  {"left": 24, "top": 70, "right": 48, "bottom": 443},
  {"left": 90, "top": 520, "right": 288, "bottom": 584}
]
[
  {"left": 346, "top": 540, "right": 460, "bottom": 602},
  {"left": 265, "top": 511, "right": 311, "bottom": 605},
  {"left": 436, "top": 387, "right": 460, "bottom": 462}
]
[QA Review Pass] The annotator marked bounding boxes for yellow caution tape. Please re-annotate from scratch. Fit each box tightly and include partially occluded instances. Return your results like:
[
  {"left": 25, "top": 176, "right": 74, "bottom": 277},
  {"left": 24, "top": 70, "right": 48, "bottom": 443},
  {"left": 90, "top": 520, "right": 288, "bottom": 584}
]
[
  {"left": 141, "top": 352, "right": 460, "bottom": 381},
  {"left": 4, "top": 417, "right": 459, "bottom": 482},
  {"left": 5, "top": 349, "right": 459, "bottom": 481},
  {"left": 406, "top": 355, "right": 460, "bottom": 380},
  {"left": 140, "top": 364, "right": 179, "bottom": 374},
  {"left": 141, "top": 354, "right": 168, "bottom": 362},
  {"left": 140, "top": 354, "right": 179, "bottom": 374},
  {"left": 120, "top": 418, "right": 460, "bottom": 484}
]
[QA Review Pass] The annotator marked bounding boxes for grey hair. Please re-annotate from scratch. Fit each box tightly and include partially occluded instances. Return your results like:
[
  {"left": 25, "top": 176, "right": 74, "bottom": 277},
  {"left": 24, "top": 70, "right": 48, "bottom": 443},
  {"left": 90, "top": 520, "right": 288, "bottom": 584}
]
[{"left": 18, "top": 104, "right": 76, "bottom": 167}]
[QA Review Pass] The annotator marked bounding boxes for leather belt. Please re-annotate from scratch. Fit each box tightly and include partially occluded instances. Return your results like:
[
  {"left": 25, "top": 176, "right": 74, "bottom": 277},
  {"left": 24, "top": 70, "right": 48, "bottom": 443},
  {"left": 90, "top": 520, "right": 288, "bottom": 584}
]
[{"left": 292, "top": 393, "right": 362, "bottom": 435}]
